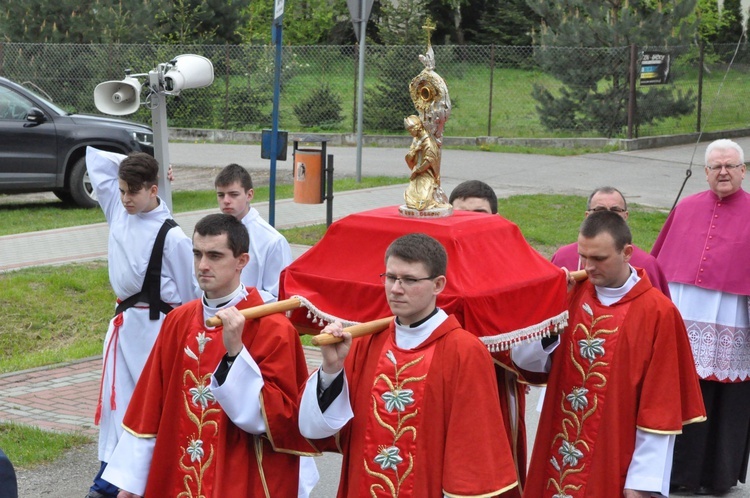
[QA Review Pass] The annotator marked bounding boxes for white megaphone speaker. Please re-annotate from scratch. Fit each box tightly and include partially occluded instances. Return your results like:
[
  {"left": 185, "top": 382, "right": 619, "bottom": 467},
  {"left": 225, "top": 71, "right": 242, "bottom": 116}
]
[
  {"left": 163, "top": 54, "right": 214, "bottom": 95},
  {"left": 94, "top": 76, "right": 142, "bottom": 116}
]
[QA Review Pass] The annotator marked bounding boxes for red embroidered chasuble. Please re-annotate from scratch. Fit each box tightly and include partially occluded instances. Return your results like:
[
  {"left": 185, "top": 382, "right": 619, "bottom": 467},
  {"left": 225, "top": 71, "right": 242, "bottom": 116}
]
[
  {"left": 122, "top": 288, "right": 316, "bottom": 497},
  {"left": 524, "top": 271, "right": 706, "bottom": 497},
  {"left": 538, "top": 292, "right": 630, "bottom": 495},
  {"left": 314, "top": 315, "right": 519, "bottom": 497},
  {"left": 360, "top": 333, "right": 437, "bottom": 497}
]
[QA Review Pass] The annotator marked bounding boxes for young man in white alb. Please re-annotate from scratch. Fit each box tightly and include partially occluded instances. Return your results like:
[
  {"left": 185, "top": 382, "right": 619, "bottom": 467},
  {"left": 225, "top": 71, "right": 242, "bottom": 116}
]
[
  {"left": 215, "top": 163, "right": 292, "bottom": 303},
  {"left": 85, "top": 147, "right": 198, "bottom": 498}
]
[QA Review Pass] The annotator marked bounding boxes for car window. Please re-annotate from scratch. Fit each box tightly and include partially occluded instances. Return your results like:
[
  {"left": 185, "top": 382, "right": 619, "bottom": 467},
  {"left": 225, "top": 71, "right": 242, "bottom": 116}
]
[{"left": 0, "top": 86, "right": 33, "bottom": 121}]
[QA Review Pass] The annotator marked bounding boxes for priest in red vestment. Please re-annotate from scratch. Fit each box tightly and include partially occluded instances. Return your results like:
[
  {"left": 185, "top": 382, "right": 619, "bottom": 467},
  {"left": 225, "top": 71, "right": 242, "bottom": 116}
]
[
  {"left": 515, "top": 211, "right": 705, "bottom": 497},
  {"left": 299, "top": 233, "right": 519, "bottom": 497},
  {"left": 102, "top": 214, "right": 318, "bottom": 497}
]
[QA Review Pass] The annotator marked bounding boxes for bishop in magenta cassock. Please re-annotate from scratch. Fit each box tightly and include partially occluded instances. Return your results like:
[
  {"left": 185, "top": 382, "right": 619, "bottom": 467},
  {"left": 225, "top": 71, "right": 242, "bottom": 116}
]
[{"left": 652, "top": 138, "right": 750, "bottom": 494}]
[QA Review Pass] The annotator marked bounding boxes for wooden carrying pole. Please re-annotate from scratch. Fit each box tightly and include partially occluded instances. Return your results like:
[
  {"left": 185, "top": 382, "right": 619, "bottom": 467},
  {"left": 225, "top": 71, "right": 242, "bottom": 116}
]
[
  {"left": 311, "top": 316, "right": 394, "bottom": 346},
  {"left": 204, "top": 271, "right": 585, "bottom": 343},
  {"left": 204, "top": 297, "right": 302, "bottom": 327},
  {"left": 204, "top": 296, "right": 393, "bottom": 346},
  {"left": 570, "top": 269, "right": 587, "bottom": 282}
]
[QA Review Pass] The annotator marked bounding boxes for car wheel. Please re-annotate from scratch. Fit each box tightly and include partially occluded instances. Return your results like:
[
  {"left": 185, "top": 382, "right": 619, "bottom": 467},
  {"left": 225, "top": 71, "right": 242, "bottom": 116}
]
[
  {"left": 68, "top": 157, "right": 99, "bottom": 208},
  {"left": 53, "top": 189, "right": 74, "bottom": 203}
]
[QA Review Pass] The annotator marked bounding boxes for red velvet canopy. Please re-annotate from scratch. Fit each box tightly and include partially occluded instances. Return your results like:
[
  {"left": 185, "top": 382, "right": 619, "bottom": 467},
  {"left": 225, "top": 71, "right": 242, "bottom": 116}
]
[{"left": 279, "top": 206, "right": 568, "bottom": 350}]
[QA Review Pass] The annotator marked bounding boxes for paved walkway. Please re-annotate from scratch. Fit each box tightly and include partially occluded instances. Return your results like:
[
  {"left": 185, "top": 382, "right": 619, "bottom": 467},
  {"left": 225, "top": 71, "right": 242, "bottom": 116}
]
[{"left": 0, "top": 350, "right": 323, "bottom": 439}]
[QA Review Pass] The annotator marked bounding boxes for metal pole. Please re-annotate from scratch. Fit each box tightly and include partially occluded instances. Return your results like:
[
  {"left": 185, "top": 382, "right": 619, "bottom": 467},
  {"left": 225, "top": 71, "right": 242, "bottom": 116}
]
[
  {"left": 627, "top": 44, "right": 637, "bottom": 140},
  {"left": 269, "top": 20, "right": 283, "bottom": 226},
  {"left": 326, "top": 154, "right": 334, "bottom": 227},
  {"left": 355, "top": 0, "right": 366, "bottom": 183},
  {"left": 488, "top": 45, "right": 495, "bottom": 137},
  {"left": 697, "top": 41, "right": 704, "bottom": 132},
  {"left": 149, "top": 69, "right": 172, "bottom": 212}
]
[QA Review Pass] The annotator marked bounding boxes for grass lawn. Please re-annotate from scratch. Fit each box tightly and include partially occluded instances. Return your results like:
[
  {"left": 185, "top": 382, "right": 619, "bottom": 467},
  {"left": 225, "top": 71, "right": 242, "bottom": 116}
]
[{"left": 0, "top": 422, "right": 91, "bottom": 468}]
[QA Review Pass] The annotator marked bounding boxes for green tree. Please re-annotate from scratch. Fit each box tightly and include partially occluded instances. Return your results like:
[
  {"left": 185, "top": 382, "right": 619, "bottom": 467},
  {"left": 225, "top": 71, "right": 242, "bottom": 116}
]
[
  {"left": 376, "top": 0, "right": 428, "bottom": 45},
  {"left": 0, "top": 0, "right": 157, "bottom": 43},
  {"left": 470, "top": 0, "right": 539, "bottom": 45},
  {"left": 363, "top": 46, "right": 423, "bottom": 131},
  {"left": 713, "top": 0, "right": 744, "bottom": 46},
  {"left": 238, "top": 0, "right": 342, "bottom": 45},
  {"left": 293, "top": 83, "right": 344, "bottom": 128},
  {"left": 152, "top": 0, "right": 218, "bottom": 44},
  {"left": 528, "top": 0, "right": 698, "bottom": 137}
]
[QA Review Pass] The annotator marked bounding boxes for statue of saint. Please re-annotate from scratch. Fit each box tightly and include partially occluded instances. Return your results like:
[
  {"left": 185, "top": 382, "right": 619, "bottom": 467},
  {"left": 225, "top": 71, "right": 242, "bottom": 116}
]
[
  {"left": 403, "top": 115, "right": 449, "bottom": 211},
  {"left": 399, "top": 17, "right": 452, "bottom": 217}
]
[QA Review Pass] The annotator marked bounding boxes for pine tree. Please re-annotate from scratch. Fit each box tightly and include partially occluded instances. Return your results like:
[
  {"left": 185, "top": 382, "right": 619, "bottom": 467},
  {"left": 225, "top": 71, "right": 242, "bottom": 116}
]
[
  {"left": 528, "top": 0, "right": 698, "bottom": 137},
  {"left": 713, "top": 0, "right": 745, "bottom": 54},
  {"left": 470, "top": 0, "right": 539, "bottom": 46}
]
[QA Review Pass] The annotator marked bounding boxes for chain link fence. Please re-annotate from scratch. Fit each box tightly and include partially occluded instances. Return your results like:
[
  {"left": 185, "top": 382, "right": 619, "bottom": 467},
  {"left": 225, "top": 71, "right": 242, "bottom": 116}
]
[{"left": 1, "top": 42, "right": 749, "bottom": 139}]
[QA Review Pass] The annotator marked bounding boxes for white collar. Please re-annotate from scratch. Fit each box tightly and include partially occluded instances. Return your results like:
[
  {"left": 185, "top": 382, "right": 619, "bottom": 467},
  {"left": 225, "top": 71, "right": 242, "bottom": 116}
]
[
  {"left": 595, "top": 266, "right": 640, "bottom": 306},
  {"left": 394, "top": 309, "right": 448, "bottom": 350}
]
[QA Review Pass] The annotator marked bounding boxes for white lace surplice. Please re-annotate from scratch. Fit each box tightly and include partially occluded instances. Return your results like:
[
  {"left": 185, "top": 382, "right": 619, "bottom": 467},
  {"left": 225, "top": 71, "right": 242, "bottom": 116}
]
[{"left": 669, "top": 283, "right": 750, "bottom": 382}]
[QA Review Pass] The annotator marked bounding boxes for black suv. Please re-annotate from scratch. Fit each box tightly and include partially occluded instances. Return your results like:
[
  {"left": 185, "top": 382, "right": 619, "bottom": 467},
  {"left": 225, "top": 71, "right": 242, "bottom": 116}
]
[{"left": 0, "top": 77, "right": 154, "bottom": 208}]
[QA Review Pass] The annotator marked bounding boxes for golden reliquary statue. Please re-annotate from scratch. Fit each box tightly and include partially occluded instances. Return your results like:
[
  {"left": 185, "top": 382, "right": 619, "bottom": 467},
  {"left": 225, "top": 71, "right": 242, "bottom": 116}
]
[{"left": 400, "top": 19, "right": 453, "bottom": 217}]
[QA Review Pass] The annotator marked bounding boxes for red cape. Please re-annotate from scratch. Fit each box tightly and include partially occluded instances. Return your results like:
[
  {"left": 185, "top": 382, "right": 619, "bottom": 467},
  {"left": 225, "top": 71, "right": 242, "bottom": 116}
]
[
  {"left": 524, "top": 270, "right": 706, "bottom": 497},
  {"left": 316, "top": 316, "right": 519, "bottom": 497},
  {"left": 281, "top": 206, "right": 568, "bottom": 349},
  {"left": 123, "top": 289, "right": 317, "bottom": 497}
]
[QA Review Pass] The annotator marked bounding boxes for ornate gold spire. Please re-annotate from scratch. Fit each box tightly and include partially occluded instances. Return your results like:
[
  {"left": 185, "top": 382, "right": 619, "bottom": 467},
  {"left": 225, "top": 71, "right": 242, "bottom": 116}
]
[{"left": 422, "top": 17, "right": 436, "bottom": 48}]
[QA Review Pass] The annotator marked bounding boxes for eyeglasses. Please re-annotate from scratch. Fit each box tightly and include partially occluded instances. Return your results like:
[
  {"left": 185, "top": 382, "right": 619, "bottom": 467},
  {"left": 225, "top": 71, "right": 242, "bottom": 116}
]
[
  {"left": 380, "top": 273, "right": 435, "bottom": 287},
  {"left": 587, "top": 206, "right": 627, "bottom": 213},
  {"left": 706, "top": 163, "right": 745, "bottom": 172}
]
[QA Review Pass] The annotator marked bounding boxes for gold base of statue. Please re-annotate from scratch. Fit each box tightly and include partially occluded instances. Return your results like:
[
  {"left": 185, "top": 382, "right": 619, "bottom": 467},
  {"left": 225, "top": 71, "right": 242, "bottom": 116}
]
[{"left": 398, "top": 205, "right": 453, "bottom": 218}]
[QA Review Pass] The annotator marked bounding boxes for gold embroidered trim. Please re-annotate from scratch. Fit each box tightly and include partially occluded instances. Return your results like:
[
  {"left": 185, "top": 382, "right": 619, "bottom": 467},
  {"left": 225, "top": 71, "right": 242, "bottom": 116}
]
[
  {"left": 547, "top": 306, "right": 616, "bottom": 496},
  {"left": 254, "top": 435, "right": 271, "bottom": 498},
  {"left": 443, "top": 481, "right": 518, "bottom": 498},
  {"left": 122, "top": 425, "right": 157, "bottom": 438}
]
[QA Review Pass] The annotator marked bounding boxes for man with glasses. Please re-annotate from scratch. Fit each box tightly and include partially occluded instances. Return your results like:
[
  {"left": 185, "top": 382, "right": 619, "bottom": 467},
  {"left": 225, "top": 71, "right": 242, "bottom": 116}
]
[
  {"left": 298, "top": 233, "right": 519, "bottom": 497},
  {"left": 551, "top": 186, "right": 671, "bottom": 296},
  {"left": 652, "top": 138, "right": 750, "bottom": 495}
]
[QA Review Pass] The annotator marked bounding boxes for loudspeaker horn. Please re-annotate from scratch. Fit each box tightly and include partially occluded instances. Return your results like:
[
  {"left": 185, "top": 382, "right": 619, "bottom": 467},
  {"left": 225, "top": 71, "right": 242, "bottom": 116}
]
[
  {"left": 94, "top": 76, "right": 142, "bottom": 116},
  {"left": 163, "top": 54, "right": 214, "bottom": 95}
]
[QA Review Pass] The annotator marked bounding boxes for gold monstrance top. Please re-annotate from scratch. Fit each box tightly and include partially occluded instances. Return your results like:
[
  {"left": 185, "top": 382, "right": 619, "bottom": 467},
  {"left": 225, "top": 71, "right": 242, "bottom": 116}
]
[{"left": 422, "top": 18, "right": 436, "bottom": 48}]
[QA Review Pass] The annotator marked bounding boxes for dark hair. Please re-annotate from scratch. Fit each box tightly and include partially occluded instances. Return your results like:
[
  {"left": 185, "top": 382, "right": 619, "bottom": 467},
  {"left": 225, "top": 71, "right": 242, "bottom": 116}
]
[
  {"left": 194, "top": 213, "right": 249, "bottom": 257},
  {"left": 385, "top": 233, "right": 447, "bottom": 277},
  {"left": 587, "top": 186, "right": 627, "bottom": 211},
  {"left": 118, "top": 152, "right": 159, "bottom": 193},
  {"left": 449, "top": 180, "right": 498, "bottom": 214},
  {"left": 579, "top": 210, "right": 632, "bottom": 251},
  {"left": 215, "top": 163, "right": 253, "bottom": 191}
]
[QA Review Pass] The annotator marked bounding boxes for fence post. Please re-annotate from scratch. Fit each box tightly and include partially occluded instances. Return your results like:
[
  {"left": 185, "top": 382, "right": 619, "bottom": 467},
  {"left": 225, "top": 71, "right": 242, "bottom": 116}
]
[
  {"left": 627, "top": 43, "right": 637, "bottom": 139},
  {"left": 697, "top": 41, "right": 704, "bottom": 132},
  {"left": 0, "top": 42, "right": 4, "bottom": 77},
  {"left": 107, "top": 42, "right": 113, "bottom": 79},
  {"left": 487, "top": 45, "right": 495, "bottom": 137},
  {"left": 352, "top": 43, "right": 359, "bottom": 134},
  {"left": 224, "top": 43, "right": 230, "bottom": 130}
]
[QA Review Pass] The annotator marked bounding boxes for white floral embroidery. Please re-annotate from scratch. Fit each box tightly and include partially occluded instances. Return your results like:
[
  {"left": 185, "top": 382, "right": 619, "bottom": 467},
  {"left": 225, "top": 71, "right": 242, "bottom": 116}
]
[{"left": 196, "top": 331, "right": 211, "bottom": 353}]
